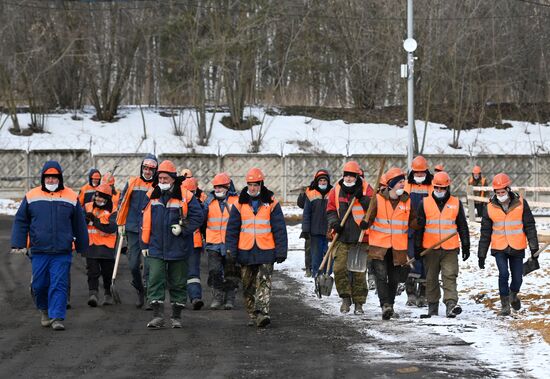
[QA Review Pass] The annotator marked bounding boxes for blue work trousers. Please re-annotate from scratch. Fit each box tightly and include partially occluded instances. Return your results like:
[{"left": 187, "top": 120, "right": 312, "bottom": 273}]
[
  {"left": 31, "top": 253, "right": 72, "bottom": 320},
  {"left": 310, "top": 235, "right": 329, "bottom": 278},
  {"left": 495, "top": 251, "right": 524, "bottom": 296},
  {"left": 187, "top": 247, "right": 202, "bottom": 301}
]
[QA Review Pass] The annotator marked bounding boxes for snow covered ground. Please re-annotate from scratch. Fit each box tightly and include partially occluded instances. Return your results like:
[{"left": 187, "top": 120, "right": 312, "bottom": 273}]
[
  {"left": 1, "top": 107, "right": 550, "bottom": 155},
  {"left": 278, "top": 218, "right": 550, "bottom": 379}
]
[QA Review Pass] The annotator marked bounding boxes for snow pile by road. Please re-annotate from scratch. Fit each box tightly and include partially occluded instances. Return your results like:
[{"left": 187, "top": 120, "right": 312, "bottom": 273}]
[
  {"left": 0, "top": 199, "right": 20, "bottom": 216},
  {"left": 278, "top": 219, "right": 550, "bottom": 379},
  {"left": 1, "top": 107, "right": 549, "bottom": 155}
]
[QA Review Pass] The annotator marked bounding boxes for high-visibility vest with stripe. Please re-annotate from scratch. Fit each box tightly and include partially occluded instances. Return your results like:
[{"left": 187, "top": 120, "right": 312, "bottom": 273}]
[
  {"left": 78, "top": 183, "right": 98, "bottom": 206},
  {"left": 85, "top": 202, "right": 116, "bottom": 248},
  {"left": 487, "top": 198, "right": 527, "bottom": 250},
  {"left": 141, "top": 191, "right": 191, "bottom": 245},
  {"left": 369, "top": 194, "right": 410, "bottom": 250},
  {"left": 405, "top": 182, "right": 433, "bottom": 197},
  {"left": 468, "top": 176, "right": 487, "bottom": 198},
  {"left": 206, "top": 196, "right": 238, "bottom": 244},
  {"left": 334, "top": 182, "right": 368, "bottom": 226},
  {"left": 235, "top": 199, "right": 277, "bottom": 250},
  {"left": 305, "top": 188, "right": 323, "bottom": 202},
  {"left": 422, "top": 196, "right": 460, "bottom": 250}
]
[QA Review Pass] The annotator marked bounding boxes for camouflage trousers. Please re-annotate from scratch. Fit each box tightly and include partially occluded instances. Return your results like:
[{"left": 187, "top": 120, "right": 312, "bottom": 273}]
[
  {"left": 333, "top": 241, "right": 368, "bottom": 304},
  {"left": 241, "top": 263, "right": 273, "bottom": 317}
]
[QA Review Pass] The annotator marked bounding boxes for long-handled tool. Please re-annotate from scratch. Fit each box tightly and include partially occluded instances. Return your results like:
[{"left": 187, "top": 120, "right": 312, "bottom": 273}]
[
  {"left": 347, "top": 159, "right": 386, "bottom": 273},
  {"left": 403, "top": 232, "right": 458, "bottom": 268},
  {"left": 315, "top": 195, "right": 356, "bottom": 298},
  {"left": 523, "top": 242, "right": 550, "bottom": 276},
  {"left": 110, "top": 233, "right": 125, "bottom": 304}
]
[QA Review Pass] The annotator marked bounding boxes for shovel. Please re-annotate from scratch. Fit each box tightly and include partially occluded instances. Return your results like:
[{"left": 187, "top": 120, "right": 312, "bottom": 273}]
[
  {"left": 403, "top": 232, "right": 458, "bottom": 269},
  {"left": 523, "top": 242, "right": 550, "bottom": 276},
  {"left": 315, "top": 193, "right": 357, "bottom": 298},
  {"left": 110, "top": 233, "right": 125, "bottom": 304},
  {"left": 347, "top": 159, "right": 386, "bottom": 272}
]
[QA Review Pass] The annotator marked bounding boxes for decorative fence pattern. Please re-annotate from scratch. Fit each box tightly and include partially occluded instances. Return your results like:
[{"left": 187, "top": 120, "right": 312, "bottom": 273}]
[{"left": 1, "top": 149, "right": 549, "bottom": 203}]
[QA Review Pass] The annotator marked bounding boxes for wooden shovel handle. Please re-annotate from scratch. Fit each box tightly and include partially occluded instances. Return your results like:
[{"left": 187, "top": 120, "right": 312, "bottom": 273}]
[
  {"left": 404, "top": 231, "right": 458, "bottom": 267},
  {"left": 111, "top": 233, "right": 125, "bottom": 280},
  {"left": 533, "top": 242, "right": 550, "bottom": 259}
]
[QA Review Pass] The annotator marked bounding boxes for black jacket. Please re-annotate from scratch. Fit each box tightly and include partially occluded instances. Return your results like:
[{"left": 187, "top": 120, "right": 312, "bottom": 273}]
[
  {"left": 415, "top": 191, "right": 470, "bottom": 253},
  {"left": 478, "top": 192, "right": 538, "bottom": 259}
]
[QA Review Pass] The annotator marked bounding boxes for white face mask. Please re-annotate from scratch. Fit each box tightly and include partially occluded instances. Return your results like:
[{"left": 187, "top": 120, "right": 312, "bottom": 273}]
[
  {"left": 215, "top": 191, "right": 226, "bottom": 199},
  {"left": 45, "top": 183, "right": 58, "bottom": 192},
  {"left": 395, "top": 188, "right": 404, "bottom": 196},
  {"left": 318, "top": 184, "right": 328, "bottom": 190},
  {"left": 433, "top": 190, "right": 446, "bottom": 199},
  {"left": 95, "top": 198, "right": 107, "bottom": 207},
  {"left": 247, "top": 190, "right": 259, "bottom": 198},
  {"left": 497, "top": 193, "right": 509, "bottom": 203},
  {"left": 343, "top": 181, "right": 356, "bottom": 187},
  {"left": 414, "top": 176, "right": 426, "bottom": 184},
  {"left": 158, "top": 183, "right": 171, "bottom": 191}
]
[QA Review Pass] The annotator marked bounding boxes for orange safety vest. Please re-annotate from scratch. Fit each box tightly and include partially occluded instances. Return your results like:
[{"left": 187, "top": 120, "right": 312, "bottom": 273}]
[
  {"left": 193, "top": 229, "right": 203, "bottom": 248},
  {"left": 369, "top": 194, "right": 410, "bottom": 251},
  {"left": 206, "top": 196, "right": 239, "bottom": 244},
  {"left": 468, "top": 176, "right": 487, "bottom": 198},
  {"left": 404, "top": 182, "right": 433, "bottom": 197},
  {"left": 334, "top": 182, "right": 368, "bottom": 226},
  {"left": 84, "top": 202, "right": 116, "bottom": 248},
  {"left": 235, "top": 198, "right": 277, "bottom": 250},
  {"left": 422, "top": 196, "right": 460, "bottom": 250},
  {"left": 78, "top": 183, "right": 98, "bottom": 206},
  {"left": 305, "top": 188, "right": 323, "bottom": 201},
  {"left": 116, "top": 177, "right": 154, "bottom": 225},
  {"left": 487, "top": 198, "right": 527, "bottom": 250}
]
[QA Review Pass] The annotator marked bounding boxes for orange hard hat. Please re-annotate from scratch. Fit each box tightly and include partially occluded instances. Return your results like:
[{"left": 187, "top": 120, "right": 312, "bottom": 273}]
[
  {"left": 492, "top": 173, "right": 511, "bottom": 190},
  {"left": 379, "top": 173, "right": 388, "bottom": 186},
  {"left": 44, "top": 167, "right": 60, "bottom": 175},
  {"left": 315, "top": 169, "right": 330, "bottom": 180},
  {"left": 246, "top": 167, "right": 265, "bottom": 183},
  {"left": 101, "top": 172, "right": 115, "bottom": 186},
  {"left": 343, "top": 161, "right": 362, "bottom": 175},
  {"left": 385, "top": 167, "right": 405, "bottom": 183},
  {"left": 182, "top": 177, "right": 198, "bottom": 191},
  {"left": 181, "top": 168, "right": 193, "bottom": 178},
  {"left": 472, "top": 165, "right": 482, "bottom": 174},
  {"left": 433, "top": 171, "right": 451, "bottom": 187},
  {"left": 158, "top": 160, "right": 177, "bottom": 174},
  {"left": 212, "top": 173, "right": 231, "bottom": 186},
  {"left": 95, "top": 183, "right": 113, "bottom": 197},
  {"left": 434, "top": 164, "right": 445, "bottom": 172},
  {"left": 411, "top": 156, "right": 428, "bottom": 172}
]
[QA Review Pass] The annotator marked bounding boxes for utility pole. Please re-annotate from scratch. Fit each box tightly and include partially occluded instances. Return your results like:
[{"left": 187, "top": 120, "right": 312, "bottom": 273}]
[{"left": 402, "top": 0, "right": 417, "bottom": 169}]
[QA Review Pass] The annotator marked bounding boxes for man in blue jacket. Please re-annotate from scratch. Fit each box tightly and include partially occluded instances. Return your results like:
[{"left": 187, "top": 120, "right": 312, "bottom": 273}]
[
  {"left": 225, "top": 167, "right": 288, "bottom": 328},
  {"left": 11, "top": 161, "right": 89, "bottom": 331}
]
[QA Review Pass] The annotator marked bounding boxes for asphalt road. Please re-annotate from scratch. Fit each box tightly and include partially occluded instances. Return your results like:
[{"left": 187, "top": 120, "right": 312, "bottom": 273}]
[{"left": 0, "top": 215, "right": 496, "bottom": 378}]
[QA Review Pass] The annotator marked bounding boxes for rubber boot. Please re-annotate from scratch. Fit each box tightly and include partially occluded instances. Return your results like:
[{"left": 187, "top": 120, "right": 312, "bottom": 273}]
[
  {"left": 87, "top": 291, "right": 99, "bottom": 307},
  {"left": 210, "top": 289, "right": 224, "bottom": 310},
  {"left": 405, "top": 277, "right": 416, "bottom": 306},
  {"left": 499, "top": 295, "right": 511, "bottom": 316},
  {"left": 382, "top": 303, "right": 393, "bottom": 320},
  {"left": 171, "top": 303, "right": 184, "bottom": 328},
  {"left": 103, "top": 293, "right": 114, "bottom": 306},
  {"left": 423, "top": 302, "right": 439, "bottom": 318},
  {"left": 147, "top": 301, "right": 165, "bottom": 328},
  {"left": 340, "top": 297, "right": 352, "bottom": 314},
  {"left": 415, "top": 280, "right": 427, "bottom": 307},
  {"left": 40, "top": 310, "right": 52, "bottom": 327},
  {"left": 224, "top": 289, "right": 235, "bottom": 310},
  {"left": 136, "top": 289, "right": 145, "bottom": 309},
  {"left": 354, "top": 303, "right": 364, "bottom": 315},
  {"left": 256, "top": 313, "right": 271, "bottom": 328},
  {"left": 445, "top": 301, "right": 462, "bottom": 318},
  {"left": 191, "top": 298, "right": 204, "bottom": 310},
  {"left": 510, "top": 292, "right": 521, "bottom": 311},
  {"left": 51, "top": 319, "right": 65, "bottom": 331}
]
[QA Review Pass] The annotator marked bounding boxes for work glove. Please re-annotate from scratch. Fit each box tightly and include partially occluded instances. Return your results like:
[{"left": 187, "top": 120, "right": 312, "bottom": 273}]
[
  {"left": 171, "top": 224, "right": 182, "bottom": 236},
  {"left": 332, "top": 223, "right": 344, "bottom": 234},
  {"left": 354, "top": 188, "right": 364, "bottom": 200},
  {"left": 141, "top": 249, "right": 149, "bottom": 257},
  {"left": 359, "top": 220, "right": 369, "bottom": 230},
  {"left": 462, "top": 247, "right": 470, "bottom": 262},
  {"left": 275, "top": 257, "right": 286, "bottom": 264},
  {"left": 478, "top": 257, "right": 485, "bottom": 269},
  {"left": 225, "top": 249, "right": 232, "bottom": 259},
  {"left": 10, "top": 248, "right": 27, "bottom": 255},
  {"left": 299, "top": 231, "right": 310, "bottom": 240},
  {"left": 118, "top": 225, "right": 126, "bottom": 236},
  {"left": 85, "top": 212, "right": 95, "bottom": 224}
]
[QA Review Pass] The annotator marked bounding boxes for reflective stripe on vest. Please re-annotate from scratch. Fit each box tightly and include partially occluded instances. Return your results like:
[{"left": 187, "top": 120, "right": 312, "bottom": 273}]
[
  {"left": 422, "top": 196, "right": 460, "bottom": 250},
  {"left": 206, "top": 196, "right": 238, "bottom": 244},
  {"left": 487, "top": 198, "right": 527, "bottom": 250},
  {"left": 334, "top": 183, "right": 367, "bottom": 226},
  {"left": 236, "top": 200, "right": 277, "bottom": 250},
  {"left": 306, "top": 188, "right": 322, "bottom": 202},
  {"left": 85, "top": 202, "right": 116, "bottom": 248},
  {"left": 369, "top": 194, "right": 410, "bottom": 250}
]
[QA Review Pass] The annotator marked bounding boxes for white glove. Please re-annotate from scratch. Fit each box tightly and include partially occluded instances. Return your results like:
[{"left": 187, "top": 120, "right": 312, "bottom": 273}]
[
  {"left": 141, "top": 249, "right": 149, "bottom": 257},
  {"left": 10, "top": 248, "right": 27, "bottom": 255},
  {"left": 171, "top": 224, "right": 182, "bottom": 236},
  {"left": 118, "top": 225, "right": 126, "bottom": 236}
]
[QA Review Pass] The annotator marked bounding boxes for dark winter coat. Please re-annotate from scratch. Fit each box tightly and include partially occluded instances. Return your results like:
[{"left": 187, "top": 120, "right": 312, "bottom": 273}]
[
  {"left": 478, "top": 192, "right": 538, "bottom": 259},
  {"left": 11, "top": 160, "right": 89, "bottom": 255},
  {"left": 406, "top": 170, "right": 433, "bottom": 211},
  {"left": 225, "top": 185, "right": 288, "bottom": 265},
  {"left": 302, "top": 180, "right": 332, "bottom": 236}
]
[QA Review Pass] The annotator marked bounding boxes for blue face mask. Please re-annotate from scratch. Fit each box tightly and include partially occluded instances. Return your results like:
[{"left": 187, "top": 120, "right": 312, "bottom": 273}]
[{"left": 318, "top": 184, "right": 328, "bottom": 190}]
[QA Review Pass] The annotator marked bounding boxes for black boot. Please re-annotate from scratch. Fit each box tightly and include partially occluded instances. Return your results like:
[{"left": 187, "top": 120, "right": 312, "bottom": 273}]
[
  {"left": 445, "top": 301, "right": 462, "bottom": 318},
  {"left": 510, "top": 292, "right": 521, "bottom": 311},
  {"left": 136, "top": 289, "right": 145, "bottom": 309},
  {"left": 171, "top": 303, "right": 184, "bottom": 328},
  {"left": 147, "top": 301, "right": 165, "bottom": 328},
  {"left": 499, "top": 295, "right": 511, "bottom": 316},
  {"left": 87, "top": 291, "right": 98, "bottom": 307}
]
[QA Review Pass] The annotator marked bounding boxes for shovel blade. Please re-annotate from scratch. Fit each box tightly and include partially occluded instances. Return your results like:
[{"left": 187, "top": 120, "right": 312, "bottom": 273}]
[
  {"left": 523, "top": 257, "right": 540, "bottom": 276},
  {"left": 316, "top": 274, "right": 334, "bottom": 297},
  {"left": 347, "top": 244, "right": 368, "bottom": 272},
  {"left": 111, "top": 281, "right": 122, "bottom": 304}
]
